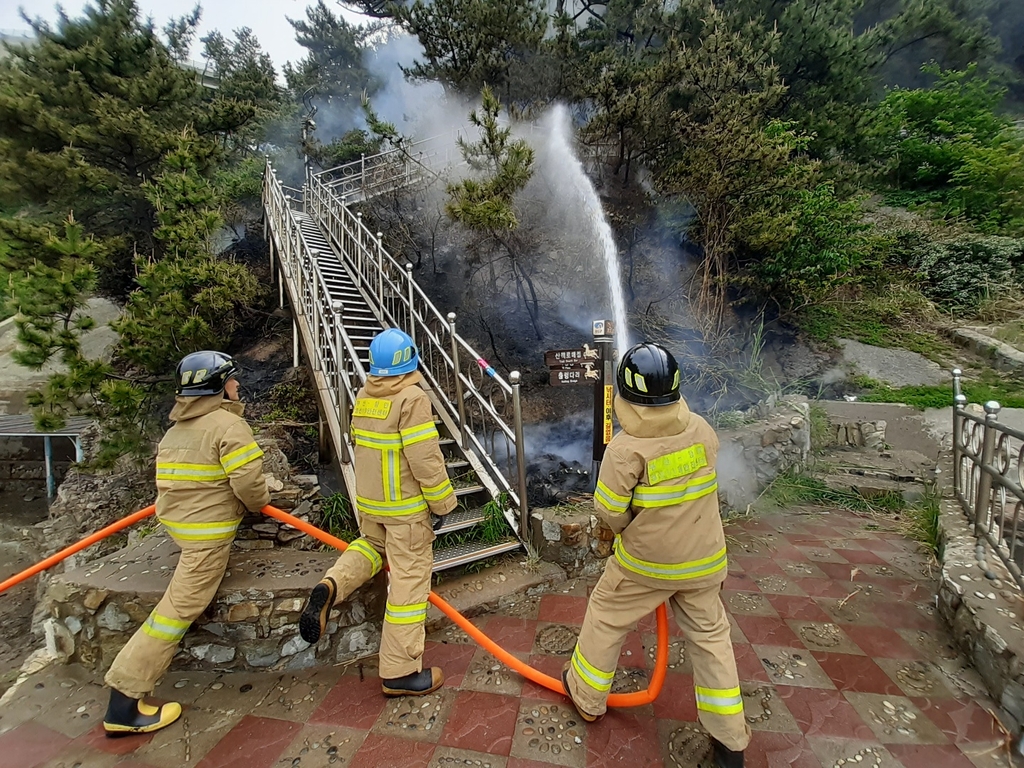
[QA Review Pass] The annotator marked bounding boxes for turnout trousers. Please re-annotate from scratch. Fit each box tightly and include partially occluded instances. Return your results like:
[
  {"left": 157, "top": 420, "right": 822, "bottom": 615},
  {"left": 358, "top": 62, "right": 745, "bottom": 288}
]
[
  {"left": 105, "top": 542, "right": 232, "bottom": 699},
  {"left": 324, "top": 515, "right": 434, "bottom": 679},
  {"left": 566, "top": 557, "right": 751, "bottom": 751}
]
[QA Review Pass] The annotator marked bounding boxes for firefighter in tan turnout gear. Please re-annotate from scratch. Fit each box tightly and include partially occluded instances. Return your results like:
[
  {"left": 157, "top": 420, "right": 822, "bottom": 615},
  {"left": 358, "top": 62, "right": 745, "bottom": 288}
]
[
  {"left": 299, "top": 328, "right": 457, "bottom": 696},
  {"left": 103, "top": 351, "right": 270, "bottom": 736},
  {"left": 562, "top": 343, "right": 750, "bottom": 768}
]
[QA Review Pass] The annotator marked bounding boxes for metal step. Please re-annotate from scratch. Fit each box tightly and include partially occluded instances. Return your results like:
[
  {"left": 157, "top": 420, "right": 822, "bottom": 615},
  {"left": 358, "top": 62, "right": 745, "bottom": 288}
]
[
  {"left": 434, "top": 507, "right": 485, "bottom": 534},
  {"left": 432, "top": 539, "right": 522, "bottom": 572},
  {"left": 454, "top": 484, "right": 487, "bottom": 497},
  {"left": 445, "top": 459, "right": 469, "bottom": 470}
]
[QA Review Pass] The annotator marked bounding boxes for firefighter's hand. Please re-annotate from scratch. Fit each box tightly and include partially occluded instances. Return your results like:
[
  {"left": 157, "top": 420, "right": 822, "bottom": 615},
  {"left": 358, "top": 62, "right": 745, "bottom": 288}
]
[{"left": 431, "top": 513, "right": 446, "bottom": 532}]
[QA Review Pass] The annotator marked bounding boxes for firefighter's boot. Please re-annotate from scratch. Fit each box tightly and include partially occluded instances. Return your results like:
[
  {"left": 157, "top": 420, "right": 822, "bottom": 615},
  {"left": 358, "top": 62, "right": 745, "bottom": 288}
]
[
  {"left": 561, "top": 664, "right": 600, "bottom": 723},
  {"left": 712, "top": 738, "right": 744, "bottom": 768},
  {"left": 381, "top": 667, "right": 444, "bottom": 697},
  {"left": 103, "top": 688, "right": 181, "bottom": 737},
  {"left": 300, "top": 577, "right": 337, "bottom": 644}
]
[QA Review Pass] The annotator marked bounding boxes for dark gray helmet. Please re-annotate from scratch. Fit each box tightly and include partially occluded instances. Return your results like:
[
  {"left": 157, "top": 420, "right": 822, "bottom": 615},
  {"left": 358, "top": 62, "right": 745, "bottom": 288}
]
[{"left": 175, "top": 351, "right": 239, "bottom": 396}]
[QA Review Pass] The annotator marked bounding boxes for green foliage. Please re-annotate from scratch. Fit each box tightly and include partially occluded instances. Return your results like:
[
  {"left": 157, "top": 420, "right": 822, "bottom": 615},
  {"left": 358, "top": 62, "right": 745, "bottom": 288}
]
[
  {"left": 284, "top": 0, "right": 379, "bottom": 107},
  {"left": 903, "top": 486, "right": 942, "bottom": 557},
  {"left": 856, "top": 375, "right": 1024, "bottom": 410},
  {"left": 758, "top": 471, "right": 904, "bottom": 515},
  {"left": 320, "top": 493, "right": 358, "bottom": 542},
  {"left": 0, "top": 0, "right": 255, "bottom": 285},
  {"left": 874, "top": 66, "right": 1024, "bottom": 234},
  {"left": 747, "top": 184, "right": 873, "bottom": 310},
  {"left": 393, "top": 0, "right": 547, "bottom": 99},
  {"left": 2, "top": 217, "right": 156, "bottom": 465},
  {"left": 307, "top": 130, "right": 382, "bottom": 170},
  {"left": 909, "top": 233, "right": 1024, "bottom": 308}
]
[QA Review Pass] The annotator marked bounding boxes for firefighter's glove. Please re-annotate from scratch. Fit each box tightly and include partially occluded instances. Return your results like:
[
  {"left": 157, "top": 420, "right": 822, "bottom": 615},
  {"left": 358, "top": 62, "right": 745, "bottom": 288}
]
[{"left": 431, "top": 513, "right": 446, "bottom": 532}]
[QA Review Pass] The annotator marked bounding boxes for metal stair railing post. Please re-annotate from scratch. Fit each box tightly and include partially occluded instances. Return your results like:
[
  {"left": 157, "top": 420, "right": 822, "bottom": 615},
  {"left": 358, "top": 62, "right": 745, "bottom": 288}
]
[
  {"left": 405, "top": 263, "right": 416, "bottom": 347},
  {"left": 975, "top": 401, "right": 1000, "bottom": 540},
  {"left": 376, "top": 232, "right": 385, "bottom": 304},
  {"left": 510, "top": 371, "right": 529, "bottom": 536},
  {"left": 448, "top": 312, "right": 468, "bottom": 449},
  {"left": 333, "top": 299, "right": 352, "bottom": 465}
]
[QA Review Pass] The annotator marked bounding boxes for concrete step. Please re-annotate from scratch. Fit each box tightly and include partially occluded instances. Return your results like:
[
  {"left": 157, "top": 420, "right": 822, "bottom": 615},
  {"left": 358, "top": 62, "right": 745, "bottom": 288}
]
[{"left": 426, "top": 559, "right": 565, "bottom": 632}]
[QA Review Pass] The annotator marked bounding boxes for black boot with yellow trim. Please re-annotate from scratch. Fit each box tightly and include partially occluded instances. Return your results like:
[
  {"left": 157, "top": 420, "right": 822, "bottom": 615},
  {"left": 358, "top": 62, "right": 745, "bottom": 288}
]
[{"left": 103, "top": 688, "right": 182, "bottom": 737}]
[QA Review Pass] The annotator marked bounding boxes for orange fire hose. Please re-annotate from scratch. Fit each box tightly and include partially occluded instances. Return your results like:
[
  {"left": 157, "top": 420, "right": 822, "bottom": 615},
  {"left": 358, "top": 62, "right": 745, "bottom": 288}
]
[{"left": 0, "top": 504, "right": 669, "bottom": 707}]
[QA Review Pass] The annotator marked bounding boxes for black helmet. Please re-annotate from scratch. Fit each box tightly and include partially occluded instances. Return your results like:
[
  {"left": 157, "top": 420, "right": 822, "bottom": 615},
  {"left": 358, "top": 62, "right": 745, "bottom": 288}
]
[
  {"left": 175, "top": 351, "right": 239, "bottom": 396},
  {"left": 617, "top": 343, "right": 680, "bottom": 407}
]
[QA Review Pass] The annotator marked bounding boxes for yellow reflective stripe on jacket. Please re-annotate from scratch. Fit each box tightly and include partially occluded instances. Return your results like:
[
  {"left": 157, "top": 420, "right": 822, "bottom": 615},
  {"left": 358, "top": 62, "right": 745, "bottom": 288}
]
[
  {"left": 221, "top": 442, "right": 264, "bottom": 474},
  {"left": 595, "top": 480, "right": 631, "bottom": 514},
  {"left": 571, "top": 646, "right": 614, "bottom": 692},
  {"left": 141, "top": 610, "right": 191, "bottom": 643},
  {"left": 695, "top": 685, "right": 744, "bottom": 716},
  {"left": 400, "top": 422, "right": 439, "bottom": 447},
  {"left": 422, "top": 478, "right": 454, "bottom": 501},
  {"left": 384, "top": 600, "right": 428, "bottom": 625},
  {"left": 349, "top": 538, "right": 383, "bottom": 576},
  {"left": 160, "top": 518, "right": 241, "bottom": 542},
  {"left": 382, "top": 448, "right": 400, "bottom": 502},
  {"left": 632, "top": 472, "right": 718, "bottom": 508},
  {"left": 356, "top": 495, "right": 428, "bottom": 516},
  {"left": 156, "top": 462, "right": 228, "bottom": 482},
  {"left": 353, "top": 428, "right": 403, "bottom": 449},
  {"left": 614, "top": 537, "right": 728, "bottom": 581}
]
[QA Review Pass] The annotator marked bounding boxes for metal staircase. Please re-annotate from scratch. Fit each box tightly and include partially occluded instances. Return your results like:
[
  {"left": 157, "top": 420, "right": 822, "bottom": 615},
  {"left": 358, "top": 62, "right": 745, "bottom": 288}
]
[{"left": 263, "top": 156, "right": 528, "bottom": 572}]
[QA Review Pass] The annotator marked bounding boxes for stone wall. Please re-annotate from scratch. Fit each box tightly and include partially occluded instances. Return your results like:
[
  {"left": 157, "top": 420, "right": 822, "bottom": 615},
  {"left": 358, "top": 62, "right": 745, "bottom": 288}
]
[
  {"left": 40, "top": 535, "right": 385, "bottom": 673},
  {"left": 936, "top": 499, "right": 1024, "bottom": 735},
  {"left": 710, "top": 397, "right": 811, "bottom": 511}
]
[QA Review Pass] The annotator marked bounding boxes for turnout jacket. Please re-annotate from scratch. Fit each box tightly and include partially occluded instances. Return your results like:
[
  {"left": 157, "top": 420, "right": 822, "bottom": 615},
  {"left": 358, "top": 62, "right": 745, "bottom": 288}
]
[
  {"left": 352, "top": 371, "right": 457, "bottom": 524},
  {"left": 155, "top": 395, "right": 270, "bottom": 549},
  {"left": 593, "top": 395, "right": 727, "bottom": 590}
]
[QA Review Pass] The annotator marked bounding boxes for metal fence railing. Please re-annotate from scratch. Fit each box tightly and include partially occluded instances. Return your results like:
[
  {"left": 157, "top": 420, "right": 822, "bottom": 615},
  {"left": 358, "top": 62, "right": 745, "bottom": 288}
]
[{"left": 953, "top": 368, "right": 1024, "bottom": 591}]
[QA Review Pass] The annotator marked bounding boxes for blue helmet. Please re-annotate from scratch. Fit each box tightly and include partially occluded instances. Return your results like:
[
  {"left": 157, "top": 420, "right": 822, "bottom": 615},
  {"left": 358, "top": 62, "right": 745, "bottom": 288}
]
[{"left": 368, "top": 328, "right": 419, "bottom": 376}]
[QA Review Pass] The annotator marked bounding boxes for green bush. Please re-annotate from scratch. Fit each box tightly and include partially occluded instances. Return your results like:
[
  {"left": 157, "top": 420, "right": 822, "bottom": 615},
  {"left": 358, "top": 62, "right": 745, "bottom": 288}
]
[{"left": 911, "top": 234, "right": 1024, "bottom": 308}]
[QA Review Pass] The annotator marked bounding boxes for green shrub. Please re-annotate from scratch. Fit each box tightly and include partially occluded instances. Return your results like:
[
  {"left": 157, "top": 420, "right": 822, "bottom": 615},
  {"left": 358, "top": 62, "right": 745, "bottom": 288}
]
[{"left": 911, "top": 234, "right": 1024, "bottom": 308}]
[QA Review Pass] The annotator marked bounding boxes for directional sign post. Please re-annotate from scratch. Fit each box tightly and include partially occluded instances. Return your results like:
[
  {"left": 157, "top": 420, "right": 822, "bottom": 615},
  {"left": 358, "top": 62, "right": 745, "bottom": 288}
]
[{"left": 543, "top": 321, "right": 617, "bottom": 488}]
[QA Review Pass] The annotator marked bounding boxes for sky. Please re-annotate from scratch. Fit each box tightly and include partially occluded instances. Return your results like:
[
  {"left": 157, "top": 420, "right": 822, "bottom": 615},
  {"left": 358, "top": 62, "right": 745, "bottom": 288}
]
[{"left": 0, "top": 0, "right": 369, "bottom": 69}]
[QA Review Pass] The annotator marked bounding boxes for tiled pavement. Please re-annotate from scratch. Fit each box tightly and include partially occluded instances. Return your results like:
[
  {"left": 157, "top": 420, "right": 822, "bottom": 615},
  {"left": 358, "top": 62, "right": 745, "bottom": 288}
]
[{"left": 0, "top": 509, "right": 1018, "bottom": 768}]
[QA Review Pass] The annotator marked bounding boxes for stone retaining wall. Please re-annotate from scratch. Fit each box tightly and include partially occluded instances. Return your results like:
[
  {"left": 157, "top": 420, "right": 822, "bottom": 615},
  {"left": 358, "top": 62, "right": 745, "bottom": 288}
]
[
  {"left": 40, "top": 536, "right": 385, "bottom": 674},
  {"left": 936, "top": 499, "right": 1024, "bottom": 734}
]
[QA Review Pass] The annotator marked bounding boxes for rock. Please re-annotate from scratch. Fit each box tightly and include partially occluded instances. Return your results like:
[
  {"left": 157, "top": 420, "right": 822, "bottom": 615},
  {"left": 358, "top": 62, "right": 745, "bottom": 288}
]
[
  {"left": 275, "top": 598, "right": 304, "bottom": 613},
  {"left": 280, "top": 635, "right": 310, "bottom": 657},
  {"left": 190, "top": 643, "right": 236, "bottom": 664},
  {"left": 96, "top": 603, "right": 132, "bottom": 632},
  {"left": 244, "top": 643, "right": 281, "bottom": 668},
  {"left": 294, "top": 475, "right": 319, "bottom": 488},
  {"left": 226, "top": 603, "right": 260, "bottom": 622},
  {"left": 542, "top": 520, "right": 562, "bottom": 542},
  {"left": 291, "top": 500, "right": 313, "bottom": 518},
  {"left": 252, "top": 523, "right": 280, "bottom": 535},
  {"left": 838, "top": 338, "right": 946, "bottom": 388},
  {"left": 64, "top": 616, "right": 82, "bottom": 635},
  {"left": 83, "top": 589, "right": 108, "bottom": 611},
  {"left": 277, "top": 528, "right": 306, "bottom": 543},
  {"left": 265, "top": 475, "right": 284, "bottom": 492}
]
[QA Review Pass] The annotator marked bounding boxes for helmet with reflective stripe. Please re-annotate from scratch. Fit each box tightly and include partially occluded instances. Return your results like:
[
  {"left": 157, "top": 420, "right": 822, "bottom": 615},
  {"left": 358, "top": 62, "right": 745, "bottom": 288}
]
[
  {"left": 368, "top": 328, "right": 419, "bottom": 376},
  {"left": 175, "top": 350, "right": 240, "bottom": 396},
  {"left": 617, "top": 342, "right": 680, "bottom": 407}
]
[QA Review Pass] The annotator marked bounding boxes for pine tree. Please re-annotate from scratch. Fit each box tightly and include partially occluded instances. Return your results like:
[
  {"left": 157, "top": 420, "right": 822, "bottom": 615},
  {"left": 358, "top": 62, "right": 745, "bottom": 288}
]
[
  {"left": 446, "top": 87, "right": 543, "bottom": 338},
  {"left": 0, "top": 0, "right": 255, "bottom": 287}
]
